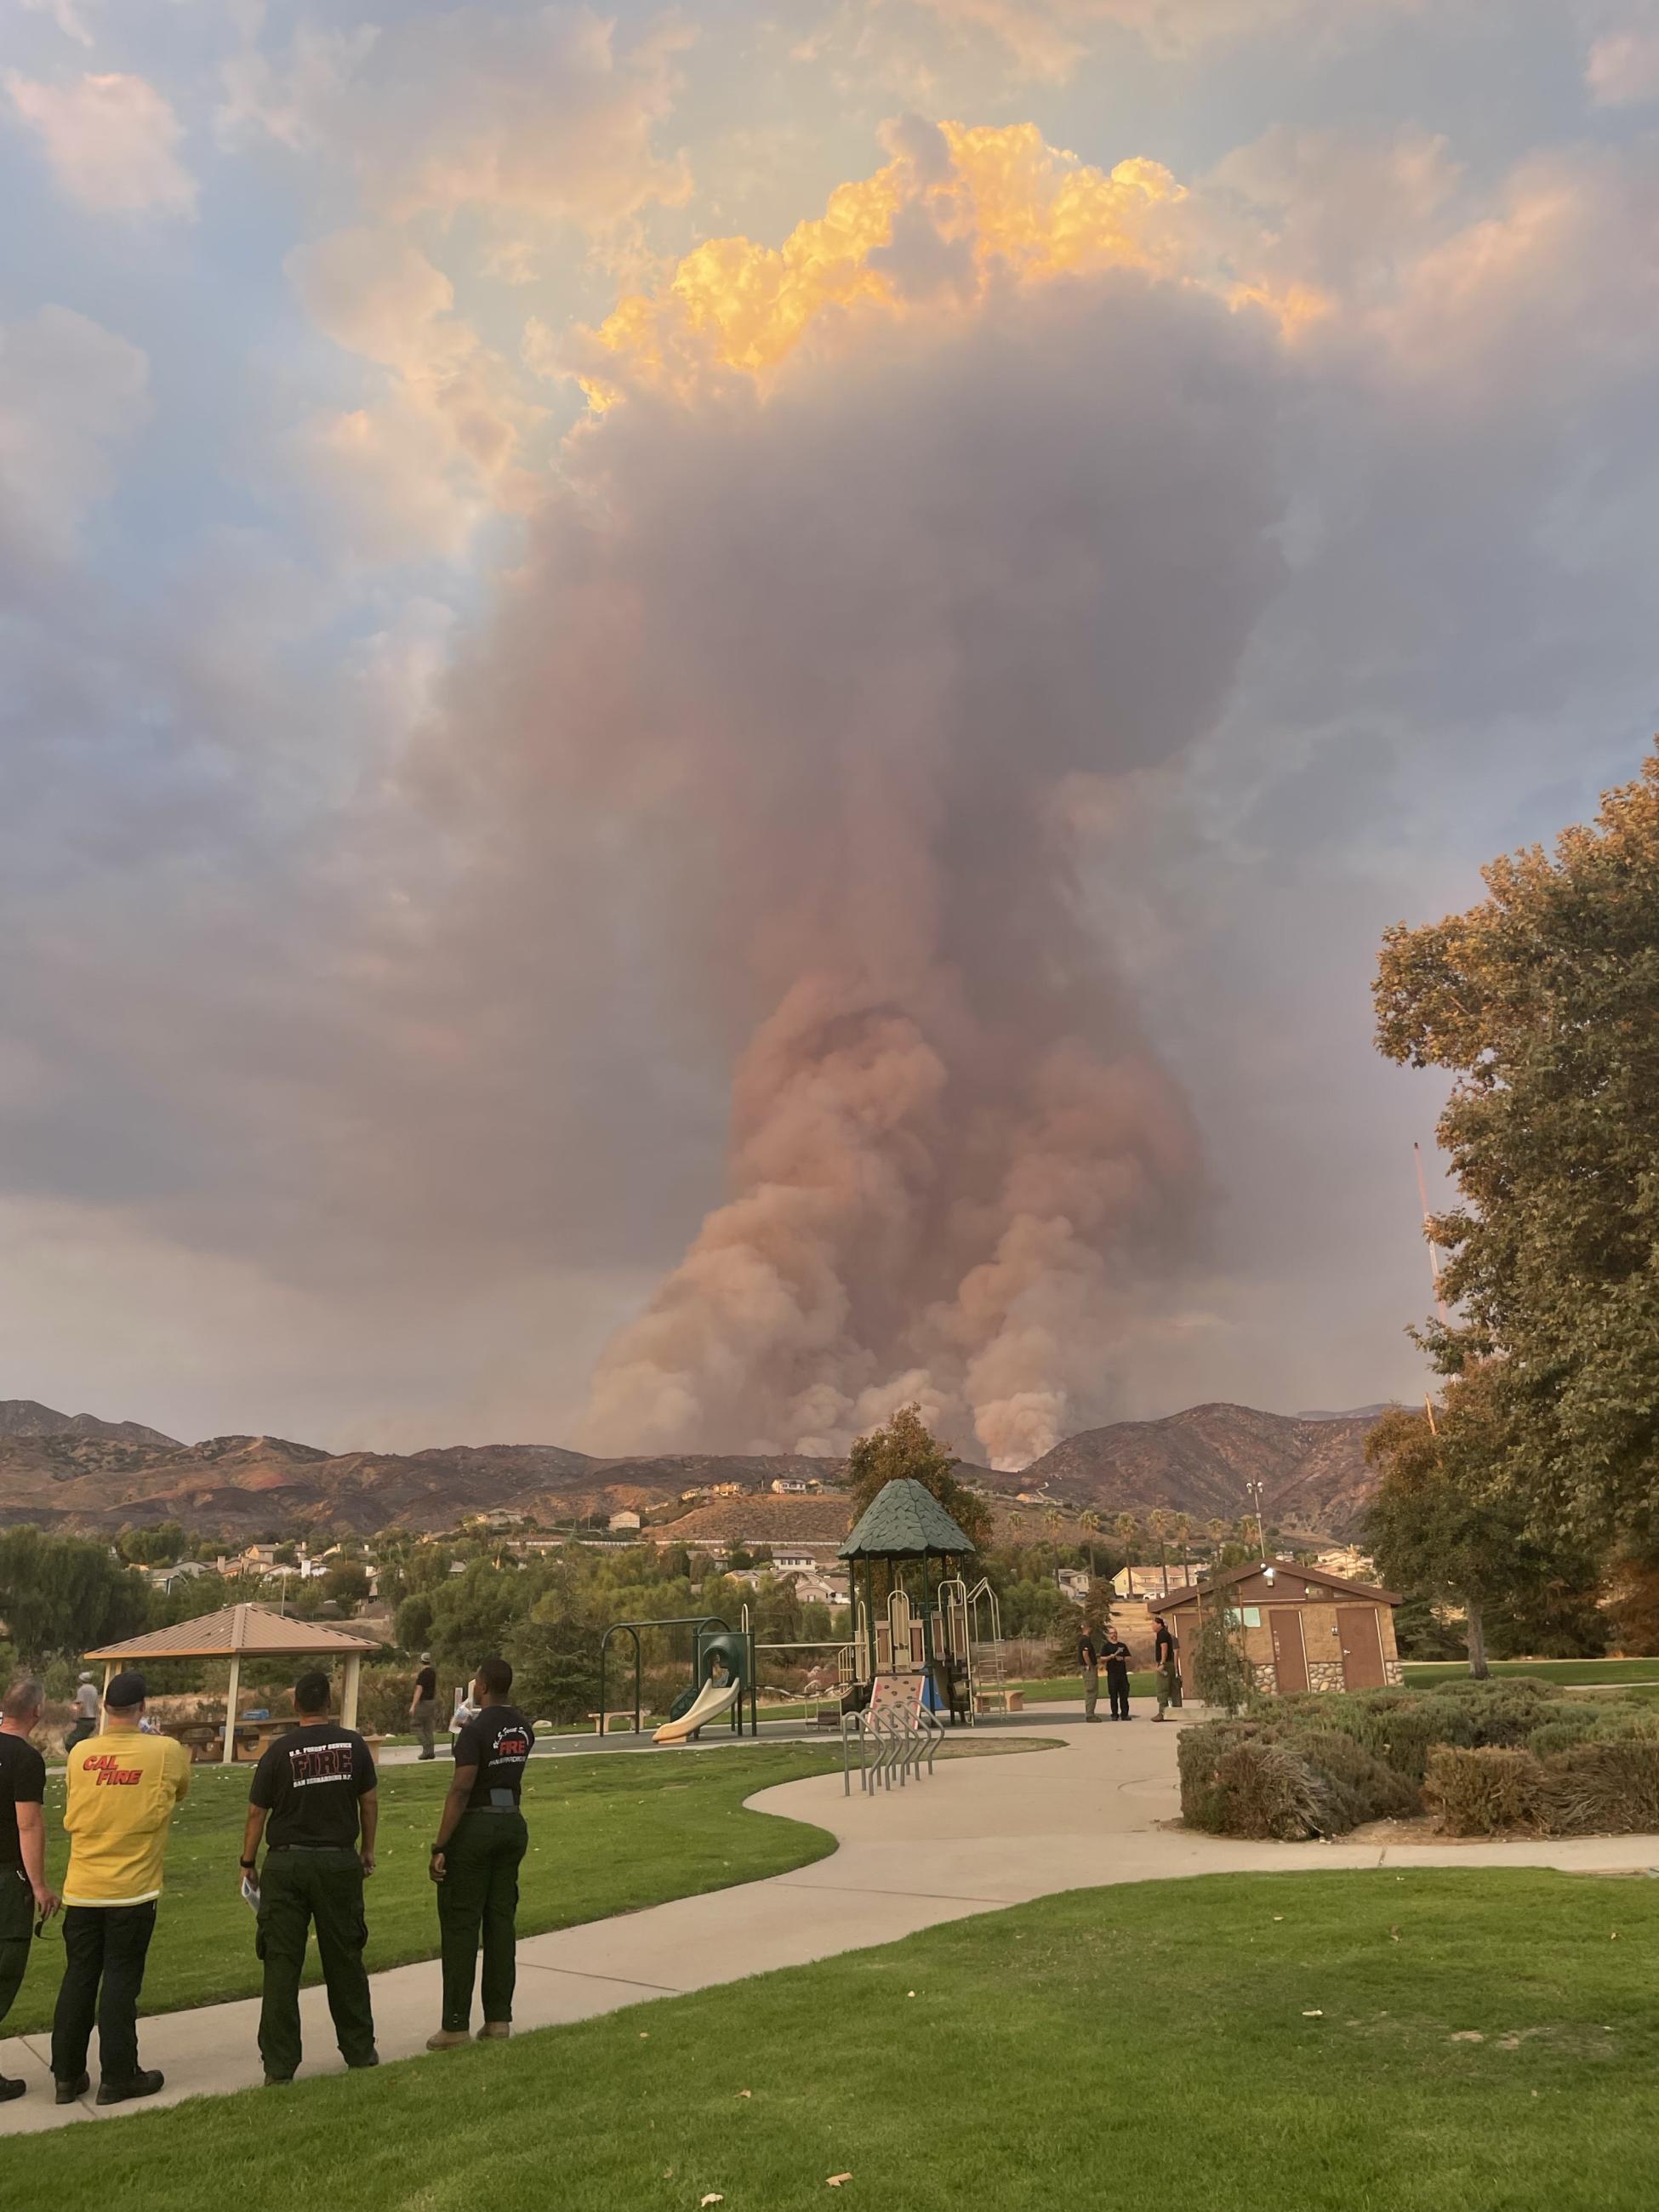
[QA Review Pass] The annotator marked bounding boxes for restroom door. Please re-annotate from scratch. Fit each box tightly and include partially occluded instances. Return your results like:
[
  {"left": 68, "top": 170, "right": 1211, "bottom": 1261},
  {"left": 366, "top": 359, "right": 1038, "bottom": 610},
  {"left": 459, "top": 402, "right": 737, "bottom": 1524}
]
[
  {"left": 1338, "top": 1606, "right": 1386, "bottom": 1690},
  {"left": 1270, "top": 1610, "right": 1308, "bottom": 1694}
]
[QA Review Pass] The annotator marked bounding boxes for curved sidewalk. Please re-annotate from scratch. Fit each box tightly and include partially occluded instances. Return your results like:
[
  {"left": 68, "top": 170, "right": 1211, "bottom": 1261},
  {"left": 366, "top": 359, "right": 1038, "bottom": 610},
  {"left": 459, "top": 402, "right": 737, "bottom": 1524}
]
[{"left": 6, "top": 1701, "right": 1656, "bottom": 2138}]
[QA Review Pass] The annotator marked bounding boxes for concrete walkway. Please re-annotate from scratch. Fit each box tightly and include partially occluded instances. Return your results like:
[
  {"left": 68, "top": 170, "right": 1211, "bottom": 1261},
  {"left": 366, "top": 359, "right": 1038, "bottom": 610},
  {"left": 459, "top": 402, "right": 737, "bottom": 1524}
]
[{"left": 6, "top": 1701, "right": 1657, "bottom": 2138}]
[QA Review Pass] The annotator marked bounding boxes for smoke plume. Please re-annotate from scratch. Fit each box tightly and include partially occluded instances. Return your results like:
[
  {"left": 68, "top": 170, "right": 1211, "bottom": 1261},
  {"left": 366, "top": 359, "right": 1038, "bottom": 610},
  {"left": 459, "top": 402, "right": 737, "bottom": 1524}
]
[{"left": 446, "top": 125, "right": 1288, "bottom": 1464}]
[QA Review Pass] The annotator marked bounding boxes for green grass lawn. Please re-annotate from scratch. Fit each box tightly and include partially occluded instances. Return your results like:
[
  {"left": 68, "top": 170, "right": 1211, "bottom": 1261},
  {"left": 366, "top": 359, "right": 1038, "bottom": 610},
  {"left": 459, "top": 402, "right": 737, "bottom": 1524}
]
[
  {"left": 1402, "top": 1657, "right": 1659, "bottom": 1687},
  {"left": 11, "top": 1868, "right": 1658, "bottom": 2210},
  {"left": 4, "top": 1745, "right": 841, "bottom": 2036},
  {"left": 1002, "top": 1670, "right": 1159, "bottom": 1701}
]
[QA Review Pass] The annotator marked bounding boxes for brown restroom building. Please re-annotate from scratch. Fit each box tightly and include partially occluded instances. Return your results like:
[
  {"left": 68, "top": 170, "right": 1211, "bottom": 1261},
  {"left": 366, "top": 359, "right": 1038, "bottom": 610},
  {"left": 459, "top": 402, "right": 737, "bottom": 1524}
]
[{"left": 1147, "top": 1560, "right": 1404, "bottom": 1696}]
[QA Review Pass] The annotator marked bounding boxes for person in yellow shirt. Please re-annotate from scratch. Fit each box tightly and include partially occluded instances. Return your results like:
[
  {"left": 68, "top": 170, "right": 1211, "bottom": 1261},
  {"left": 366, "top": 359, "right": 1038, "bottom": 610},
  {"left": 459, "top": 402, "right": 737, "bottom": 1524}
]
[{"left": 50, "top": 1668, "right": 190, "bottom": 2107}]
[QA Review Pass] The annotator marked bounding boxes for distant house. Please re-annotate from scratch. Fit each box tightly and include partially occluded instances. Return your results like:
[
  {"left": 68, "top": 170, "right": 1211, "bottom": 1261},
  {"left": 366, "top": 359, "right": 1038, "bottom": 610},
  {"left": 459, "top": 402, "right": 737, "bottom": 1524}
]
[
  {"left": 1110, "top": 1564, "right": 1199, "bottom": 1601},
  {"left": 144, "top": 1560, "right": 210, "bottom": 1594},
  {"left": 607, "top": 1509, "right": 643, "bottom": 1533},
  {"left": 1314, "top": 1543, "right": 1377, "bottom": 1584},
  {"left": 1056, "top": 1566, "right": 1091, "bottom": 1601},
  {"left": 711, "top": 1482, "right": 744, "bottom": 1498},
  {"left": 771, "top": 1477, "right": 814, "bottom": 1494}
]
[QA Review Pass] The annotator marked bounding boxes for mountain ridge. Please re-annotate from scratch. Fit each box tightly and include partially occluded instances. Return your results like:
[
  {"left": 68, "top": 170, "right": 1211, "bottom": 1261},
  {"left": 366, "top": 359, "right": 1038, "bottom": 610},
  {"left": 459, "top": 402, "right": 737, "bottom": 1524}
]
[{"left": 0, "top": 1398, "right": 1393, "bottom": 1542}]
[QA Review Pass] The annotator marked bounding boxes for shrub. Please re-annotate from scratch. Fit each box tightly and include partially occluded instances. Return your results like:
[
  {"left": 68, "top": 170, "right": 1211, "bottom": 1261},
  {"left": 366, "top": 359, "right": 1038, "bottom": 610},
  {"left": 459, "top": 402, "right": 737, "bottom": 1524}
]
[
  {"left": 1293, "top": 1727, "right": 1417, "bottom": 1827},
  {"left": 1208, "top": 1739, "right": 1333, "bottom": 1839},
  {"left": 1177, "top": 1719, "right": 1267, "bottom": 1833},
  {"left": 1177, "top": 1721, "right": 1411, "bottom": 1839},
  {"left": 1182, "top": 1679, "right": 1659, "bottom": 1839},
  {"left": 1434, "top": 1679, "right": 1556, "bottom": 1746},
  {"left": 1423, "top": 1745, "right": 1543, "bottom": 1836},
  {"left": 1538, "top": 1740, "right": 1659, "bottom": 1835},
  {"left": 1525, "top": 1712, "right": 1601, "bottom": 1759}
]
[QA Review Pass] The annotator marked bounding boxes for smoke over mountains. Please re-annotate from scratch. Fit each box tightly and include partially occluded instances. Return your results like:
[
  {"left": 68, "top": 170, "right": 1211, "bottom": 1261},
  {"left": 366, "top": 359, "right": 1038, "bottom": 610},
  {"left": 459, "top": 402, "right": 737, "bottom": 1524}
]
[{"left": 444, "top": 128, "right": 1288, "bottom": 1466}]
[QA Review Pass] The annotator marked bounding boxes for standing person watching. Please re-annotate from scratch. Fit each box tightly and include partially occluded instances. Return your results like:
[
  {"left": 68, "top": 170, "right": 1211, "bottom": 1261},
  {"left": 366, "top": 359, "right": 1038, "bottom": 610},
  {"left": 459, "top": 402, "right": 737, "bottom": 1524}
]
[
  {"left": 1077, "top": 1622, "right": 1101, "bottom": 1723},
  {"left": 50, "top": 1669, "right": 189, "bottom": 2106},
  {"left": 425, "top": 1656, "right": 534, "bottom": 2050},
  {"left": 1, "top": 1678, "right": 60, "bottom": 2102},
  {"left": 409, "top": 1653, "right": 439, "bottom": 1762},
  {"left": 1103, "top": 1632, "right": 1132, "bottom": 1722},
  {"left": 241, "top": 1670, "right": 379, "bottom": 2086},
  {"left": 65, "top": 1673, "right": 100, "bottom": 1755},
  {"left": 1151, "top": 1615, "right": 1181, "bottom": 1722}
]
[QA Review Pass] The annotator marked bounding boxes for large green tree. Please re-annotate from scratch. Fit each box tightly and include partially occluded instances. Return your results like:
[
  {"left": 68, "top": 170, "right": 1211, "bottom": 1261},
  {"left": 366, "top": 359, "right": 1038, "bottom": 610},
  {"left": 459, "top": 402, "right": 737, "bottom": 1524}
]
[
  {"left": 845, "top": 1405, "right": 993, "bottom": 1553},
  {"left": 1363, "top": 1377, "right": 1604, "bottom": 1676},
  {"left": 1375, "top": 749, "right": 1659, "bottom": 1551},
  {"left": 0, "top": 1525, "right": 148, "bottom": 1662}
]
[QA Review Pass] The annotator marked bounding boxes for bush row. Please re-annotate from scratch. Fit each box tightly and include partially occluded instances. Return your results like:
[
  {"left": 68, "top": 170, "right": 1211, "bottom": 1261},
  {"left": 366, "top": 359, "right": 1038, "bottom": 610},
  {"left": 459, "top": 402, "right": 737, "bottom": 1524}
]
[{"left": 1177, "top": 1679, "right": 1659, "bottom": 1840}]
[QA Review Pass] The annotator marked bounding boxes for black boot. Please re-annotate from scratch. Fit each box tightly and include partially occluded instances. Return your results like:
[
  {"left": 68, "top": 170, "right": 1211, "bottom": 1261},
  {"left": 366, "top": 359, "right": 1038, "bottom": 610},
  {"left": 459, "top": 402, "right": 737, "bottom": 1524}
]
[
  {"left": 96, "top": 2068, "right": 165, "bottom": 2105},
  {"left": 54, "top": 2072, "right": 90, "bottom": 2105}
]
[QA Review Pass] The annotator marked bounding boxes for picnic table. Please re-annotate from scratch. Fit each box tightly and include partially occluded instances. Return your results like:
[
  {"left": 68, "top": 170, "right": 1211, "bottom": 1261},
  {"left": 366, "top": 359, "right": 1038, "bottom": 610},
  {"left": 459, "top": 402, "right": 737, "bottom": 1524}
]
[{"left": 162, "top": 1715, "right": 295, "bottom": 1764}]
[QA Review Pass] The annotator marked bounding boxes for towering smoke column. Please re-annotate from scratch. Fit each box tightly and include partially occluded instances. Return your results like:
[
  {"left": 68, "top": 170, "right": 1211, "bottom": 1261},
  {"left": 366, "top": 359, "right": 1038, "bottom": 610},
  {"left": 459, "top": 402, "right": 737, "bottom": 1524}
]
[{"left": 468, "top": 126, "right": 1288, "bottom": 1464}]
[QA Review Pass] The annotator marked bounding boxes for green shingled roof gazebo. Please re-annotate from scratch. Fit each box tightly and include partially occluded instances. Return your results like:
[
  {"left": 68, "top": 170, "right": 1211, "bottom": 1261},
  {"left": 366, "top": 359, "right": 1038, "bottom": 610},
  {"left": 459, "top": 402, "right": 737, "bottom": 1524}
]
[{"left": 839, "top": 1479, "right": 978, "bottom": 1714}]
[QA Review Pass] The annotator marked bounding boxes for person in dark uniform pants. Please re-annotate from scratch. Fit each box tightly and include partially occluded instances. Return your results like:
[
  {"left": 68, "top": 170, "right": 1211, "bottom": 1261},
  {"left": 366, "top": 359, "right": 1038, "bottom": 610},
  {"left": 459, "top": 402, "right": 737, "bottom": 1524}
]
[
  {"left": 1103, "top": 1632, "right": 1133, "bottom": 1720},
  {"left": 426, "top": 1655, "right": 534, "bottom": 2049},
  {"left": 1152, "top": 1614, "right": 1182, "bottom": 1719},
  {"left": 1077, "top": 1625, "right": 1101, "bottom": 1721},
  {"left": 242, "top": 1670, "right": 379, "bottom": 2085},
  {"left": 409, "top": 1655, "right": 439, "bottom": 1762},
  {"left": 1, "top": 1678, "right": 60, "bottom": 2101}
]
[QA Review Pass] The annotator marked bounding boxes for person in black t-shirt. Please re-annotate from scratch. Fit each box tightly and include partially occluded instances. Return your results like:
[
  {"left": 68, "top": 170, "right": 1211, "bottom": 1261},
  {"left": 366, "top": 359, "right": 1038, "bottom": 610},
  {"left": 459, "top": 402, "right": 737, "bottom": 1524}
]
[
  {"left": 242, "top": 1671, "right": 379, "bottom": 2084},
  {"left": 409, "top": 1652, "right": 439, "bottom": 1761},
  {"left": 426, "top": 1655, "right": 535, "bottom": 2049},
  {"left": 1, "top": 1678, "right": 60, "bottom": 2101},
  {"left": 1102, "top": 1633, "right": 1132, "bottom": 1720}
]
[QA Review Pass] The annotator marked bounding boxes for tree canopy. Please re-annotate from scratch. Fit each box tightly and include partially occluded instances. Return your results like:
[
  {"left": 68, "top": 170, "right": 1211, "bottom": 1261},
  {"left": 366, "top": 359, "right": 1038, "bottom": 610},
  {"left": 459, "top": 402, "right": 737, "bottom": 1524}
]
[
  {"left": 1363, "top": 1374, "right": 1605, "bottom": 1675},
  {"left": 0, "top": 1525, "right": 149, "bottom": 1663},
  {"left": 1374, "top": 748, "right": 1659, "bottom": 1552}
]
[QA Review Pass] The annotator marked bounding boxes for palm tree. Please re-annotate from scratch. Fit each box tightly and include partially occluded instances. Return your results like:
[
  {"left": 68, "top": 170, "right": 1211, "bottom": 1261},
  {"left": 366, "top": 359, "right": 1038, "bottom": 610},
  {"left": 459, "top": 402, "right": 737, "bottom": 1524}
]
[
  {"left": 1043, "top": 1506, "right": 1063, "bottom": 1560},
  {"left": 1172, "top": 1512, "right": 1194, "bottom": 1586},
  {"left": 1119, "top": 1513, "right": 1141, "bottom": 1601},
  {"left": 1148, "top": 1508, "right": 1174, "bottom": 1595},
  {"left": 1079, "top": 1508, "right": 1101, "bottom": 1579}
]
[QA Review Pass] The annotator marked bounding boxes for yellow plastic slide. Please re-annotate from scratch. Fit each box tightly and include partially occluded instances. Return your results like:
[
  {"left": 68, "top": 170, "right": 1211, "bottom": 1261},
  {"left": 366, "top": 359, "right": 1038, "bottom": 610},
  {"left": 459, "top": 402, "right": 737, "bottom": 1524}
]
[{"left": 653, "top": 1677, "right": 741, "bottom": 1744}]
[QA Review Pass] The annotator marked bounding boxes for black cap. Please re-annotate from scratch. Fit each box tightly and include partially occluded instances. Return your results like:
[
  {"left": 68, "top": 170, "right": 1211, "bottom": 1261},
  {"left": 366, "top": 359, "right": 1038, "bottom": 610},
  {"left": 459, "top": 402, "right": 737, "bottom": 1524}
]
[{"left": 105, "top": 1670, "right": 148, "bottom": 1707}]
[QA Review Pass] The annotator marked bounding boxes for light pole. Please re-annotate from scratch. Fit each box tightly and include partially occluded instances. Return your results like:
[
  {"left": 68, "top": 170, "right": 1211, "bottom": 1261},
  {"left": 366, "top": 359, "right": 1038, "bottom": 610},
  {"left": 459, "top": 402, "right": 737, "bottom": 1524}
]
[{"left": 1246, "top": 1481, "right": 1267, "bottom": 1558}]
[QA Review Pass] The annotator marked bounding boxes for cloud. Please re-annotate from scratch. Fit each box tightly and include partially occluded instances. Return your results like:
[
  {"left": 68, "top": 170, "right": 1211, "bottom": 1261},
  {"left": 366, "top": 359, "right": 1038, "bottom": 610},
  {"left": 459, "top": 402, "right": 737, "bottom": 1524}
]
[
  {"left": 280, "top": 225, "right": 546, "bottom": 557},
  {"left": 6, "top": 70, "right": 197, "bottom": 215},
  {"left": 7, "top": 90, "right": 1659, "bottom": 1462},
  {"left": 1586, "top": 21, "right": 1659, "bottom": 104},
  {"left": 571, "top": 118, "right": 1319, "bottom": 403},
  {"left": 889, "top": 0, "right": 1422, "bottom": 78},
  {"left": 220, "top": 3, "right": 692, "bottom": 243},
  {"left": 0, "top": 304, "right": 149, "bottom": 554}
]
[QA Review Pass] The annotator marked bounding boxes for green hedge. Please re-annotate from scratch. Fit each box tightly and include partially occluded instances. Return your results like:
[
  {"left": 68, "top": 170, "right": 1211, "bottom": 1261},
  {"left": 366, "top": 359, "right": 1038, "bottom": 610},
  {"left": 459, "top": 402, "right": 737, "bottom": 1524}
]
[{"left": 1179, "top": 1679, "right": 1659, "bottom": 1840}]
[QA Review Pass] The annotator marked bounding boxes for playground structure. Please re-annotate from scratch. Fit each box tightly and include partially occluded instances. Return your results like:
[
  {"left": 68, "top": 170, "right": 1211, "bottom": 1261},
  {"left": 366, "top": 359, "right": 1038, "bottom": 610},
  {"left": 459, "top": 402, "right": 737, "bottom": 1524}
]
[
  {"left": 596, "top": 1479, "right": 1012, "bottom": 1750},
  {"left": 600, "top": 1616, "right": 757, "bottom": 1741},
  {"left": 840, "top": 1477, "right": 1001, "bottom": 1720}
]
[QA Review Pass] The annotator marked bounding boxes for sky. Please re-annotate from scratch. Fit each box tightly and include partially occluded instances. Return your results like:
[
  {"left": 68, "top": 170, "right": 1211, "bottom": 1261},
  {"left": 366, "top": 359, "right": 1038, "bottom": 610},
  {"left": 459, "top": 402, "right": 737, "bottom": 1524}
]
[{"left": 3, "top": 0, "right": 1657, "bottom": 1459}]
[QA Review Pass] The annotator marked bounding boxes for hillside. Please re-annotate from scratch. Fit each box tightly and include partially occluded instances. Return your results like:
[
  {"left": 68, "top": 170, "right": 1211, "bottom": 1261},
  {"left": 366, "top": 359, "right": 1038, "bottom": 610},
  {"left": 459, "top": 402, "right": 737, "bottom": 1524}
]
[
  {"left": 0, "top": 1399, "right": 1391, "bottom": 1542},
  {"left": 1021, "top": 1401, "right": 1394, "bottom": 1538},
  {"left": 0, "top": 1404, "right": 841, "bottom": 1539}
]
